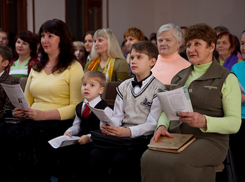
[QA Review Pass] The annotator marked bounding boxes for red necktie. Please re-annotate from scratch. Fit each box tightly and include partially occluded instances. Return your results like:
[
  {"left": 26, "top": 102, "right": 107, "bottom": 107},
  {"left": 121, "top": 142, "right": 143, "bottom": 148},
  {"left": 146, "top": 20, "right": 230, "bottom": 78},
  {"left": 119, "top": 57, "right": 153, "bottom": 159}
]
[{"left": 82, "top": 103, "right": 90, "bottom": 119}]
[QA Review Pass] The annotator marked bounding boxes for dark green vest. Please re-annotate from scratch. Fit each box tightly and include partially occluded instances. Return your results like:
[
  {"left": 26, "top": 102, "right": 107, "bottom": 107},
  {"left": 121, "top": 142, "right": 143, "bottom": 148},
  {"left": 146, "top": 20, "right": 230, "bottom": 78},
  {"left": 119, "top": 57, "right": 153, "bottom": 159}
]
[{"left": 169, "top": 60, "right": 231, "bottom": 142}]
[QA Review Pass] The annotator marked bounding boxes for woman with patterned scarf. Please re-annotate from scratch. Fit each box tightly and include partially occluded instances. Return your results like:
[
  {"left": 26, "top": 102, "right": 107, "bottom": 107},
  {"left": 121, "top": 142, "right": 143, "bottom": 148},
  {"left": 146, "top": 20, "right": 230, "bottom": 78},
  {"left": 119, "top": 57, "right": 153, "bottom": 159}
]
[{"left": 84, "top": 28, "right": 129, "bottom": 82}]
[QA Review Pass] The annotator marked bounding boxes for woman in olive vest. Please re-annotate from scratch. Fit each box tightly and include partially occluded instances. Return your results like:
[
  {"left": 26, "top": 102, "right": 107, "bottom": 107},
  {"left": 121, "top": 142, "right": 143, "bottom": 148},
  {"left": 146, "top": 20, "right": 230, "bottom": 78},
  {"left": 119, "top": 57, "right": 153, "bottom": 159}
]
[{"left": 141, "top": 23, "right": 241, "bottom": 182}]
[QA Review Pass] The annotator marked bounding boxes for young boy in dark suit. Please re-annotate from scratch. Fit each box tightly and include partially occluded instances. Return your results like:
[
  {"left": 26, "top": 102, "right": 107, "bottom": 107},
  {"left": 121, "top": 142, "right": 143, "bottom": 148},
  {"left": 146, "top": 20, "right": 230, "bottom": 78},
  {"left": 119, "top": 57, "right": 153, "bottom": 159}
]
[
  {"left": 57, "top": 70, "right": 113, "bottom": 181},
  {"left": 0, "top": 45, "right": 18, "bottom": 118}
]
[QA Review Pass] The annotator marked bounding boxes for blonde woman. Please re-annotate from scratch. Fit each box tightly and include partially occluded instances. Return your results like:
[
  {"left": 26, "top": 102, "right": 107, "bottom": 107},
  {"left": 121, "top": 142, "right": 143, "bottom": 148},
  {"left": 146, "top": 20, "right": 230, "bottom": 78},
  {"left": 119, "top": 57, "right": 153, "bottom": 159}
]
[{"left": 84, "top": 29, "right": 128, "bottom": 82}]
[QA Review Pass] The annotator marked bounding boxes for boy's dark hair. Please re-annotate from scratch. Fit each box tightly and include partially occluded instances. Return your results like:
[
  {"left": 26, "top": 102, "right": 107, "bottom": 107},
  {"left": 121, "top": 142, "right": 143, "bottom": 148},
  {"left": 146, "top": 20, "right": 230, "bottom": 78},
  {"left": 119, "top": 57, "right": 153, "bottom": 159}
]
[
  {"left": 0, "top": 45, "right": 12, "bottom": 63},
  {"left": 130, "top": 41, "right": 159, "bottom": 59},
  {"left": 82, "top": 70, "right": 106, "bottom": 88}
]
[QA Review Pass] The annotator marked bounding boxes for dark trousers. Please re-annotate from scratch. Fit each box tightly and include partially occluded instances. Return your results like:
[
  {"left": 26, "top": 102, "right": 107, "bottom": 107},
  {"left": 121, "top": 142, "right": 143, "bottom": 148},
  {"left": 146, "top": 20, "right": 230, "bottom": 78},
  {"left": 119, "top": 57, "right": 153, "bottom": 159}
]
[
  {"left": 90, "top": 144, "right": 148, "bottom": 182},
  {"left": 228, "top": 118, "right": 245, "bottom": 182},
  {"left": 54, "top": 142, "right": 93, "bottom": 182},
  {"left": 0, "top": 119, "right": 73, "bottom": 182}
]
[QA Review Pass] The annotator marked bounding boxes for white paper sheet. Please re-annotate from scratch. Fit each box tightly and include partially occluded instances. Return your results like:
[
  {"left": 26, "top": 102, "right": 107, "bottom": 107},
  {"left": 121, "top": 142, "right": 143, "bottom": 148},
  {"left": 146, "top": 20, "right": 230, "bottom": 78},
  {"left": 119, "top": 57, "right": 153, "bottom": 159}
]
[
  {"left": 48, "top": 135, "right": 80, "bottom": 149},
  {"left": 0, "top": 83, "right": 30, "bottom": 109},
  {"left": 157, "top": 86, "right": 193, "bottom": 120},
  {"left": 88, "top": 106, "right": 116, "bottom": 126}
]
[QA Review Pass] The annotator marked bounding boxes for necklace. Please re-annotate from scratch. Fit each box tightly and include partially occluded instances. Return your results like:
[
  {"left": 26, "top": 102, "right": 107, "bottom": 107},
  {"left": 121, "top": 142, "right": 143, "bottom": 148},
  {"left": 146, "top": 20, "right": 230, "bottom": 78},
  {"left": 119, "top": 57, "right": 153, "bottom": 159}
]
[{"left": 45, "top": 64, "right": 55, "bottom": 68}]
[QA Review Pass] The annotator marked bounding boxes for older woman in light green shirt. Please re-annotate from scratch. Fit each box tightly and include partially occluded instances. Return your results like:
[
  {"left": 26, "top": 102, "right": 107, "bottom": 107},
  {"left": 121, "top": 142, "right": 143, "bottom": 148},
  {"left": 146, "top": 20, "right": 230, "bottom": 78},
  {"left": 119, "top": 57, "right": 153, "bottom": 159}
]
[
  {"left": 141, "top": 23, "right": 241, "bottom": 182},
  {"left": 158, "top": 62, "right": 241, "bottom": 134}
]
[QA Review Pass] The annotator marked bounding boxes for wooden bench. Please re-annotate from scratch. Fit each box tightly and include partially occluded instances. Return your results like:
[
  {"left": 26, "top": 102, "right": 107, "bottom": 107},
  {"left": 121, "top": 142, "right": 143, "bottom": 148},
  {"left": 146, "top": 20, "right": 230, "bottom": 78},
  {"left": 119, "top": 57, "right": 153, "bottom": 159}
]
[
  {"left": 19, "top": 77, "right": 28, "bottom": 91},
  {"left": 101, "top": 81, "right": 121, "bottom": 109}
]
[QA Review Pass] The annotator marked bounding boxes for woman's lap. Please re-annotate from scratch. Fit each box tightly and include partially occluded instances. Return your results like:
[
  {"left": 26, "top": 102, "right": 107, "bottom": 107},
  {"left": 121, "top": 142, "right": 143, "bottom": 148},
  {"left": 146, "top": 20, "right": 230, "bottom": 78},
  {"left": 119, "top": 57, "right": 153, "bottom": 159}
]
[
  {"left": 0, "top": 119, "right": 73, "bottom": 182},
  {"left": 141, "top": 138, "right": 228, "bottom": 182}
]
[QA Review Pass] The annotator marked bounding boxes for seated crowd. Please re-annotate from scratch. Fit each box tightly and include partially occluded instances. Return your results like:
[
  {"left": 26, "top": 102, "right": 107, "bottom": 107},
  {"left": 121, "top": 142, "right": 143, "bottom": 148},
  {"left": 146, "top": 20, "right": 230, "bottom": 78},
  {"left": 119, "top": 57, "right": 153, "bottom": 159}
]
[{"left": 0, "top": 20, "right": 244, "bottom": 182}]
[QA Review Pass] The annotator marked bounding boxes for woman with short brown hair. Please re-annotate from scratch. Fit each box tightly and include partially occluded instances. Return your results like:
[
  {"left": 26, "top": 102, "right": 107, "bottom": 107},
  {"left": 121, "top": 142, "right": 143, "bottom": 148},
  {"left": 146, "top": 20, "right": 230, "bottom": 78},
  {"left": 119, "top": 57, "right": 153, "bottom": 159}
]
[
  {"left": 7, "top": 30, "right": 39, "bottom": 77},
  {"left": 141, "top": 23, "right": 241, "bottom": 182},
  {"left": 216, "top": 32, "right": 243, "bottom": 70}
]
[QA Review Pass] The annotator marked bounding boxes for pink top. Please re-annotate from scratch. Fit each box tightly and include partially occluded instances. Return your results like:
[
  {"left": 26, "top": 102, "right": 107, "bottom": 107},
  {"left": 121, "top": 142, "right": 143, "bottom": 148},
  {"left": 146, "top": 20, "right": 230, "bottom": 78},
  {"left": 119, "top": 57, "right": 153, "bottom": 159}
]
[
  {"left": 237, "top": 52, "right": 243, "bottom": 60},
  {"left": 151, "top": 52, "right": 191, "bottom": 85}
]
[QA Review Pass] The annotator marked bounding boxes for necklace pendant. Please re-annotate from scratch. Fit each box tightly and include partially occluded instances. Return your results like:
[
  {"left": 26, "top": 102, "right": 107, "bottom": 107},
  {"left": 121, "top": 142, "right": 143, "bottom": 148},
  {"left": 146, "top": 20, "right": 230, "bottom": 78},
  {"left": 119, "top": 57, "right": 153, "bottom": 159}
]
[{"left": 45, "top": 64, "right": 54, "bottom": 68}]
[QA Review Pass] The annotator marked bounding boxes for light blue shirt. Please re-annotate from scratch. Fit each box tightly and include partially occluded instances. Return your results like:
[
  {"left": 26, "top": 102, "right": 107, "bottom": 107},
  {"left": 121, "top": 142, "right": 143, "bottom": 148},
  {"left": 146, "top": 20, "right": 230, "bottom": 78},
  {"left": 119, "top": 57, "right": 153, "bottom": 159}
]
[{"left": 231, "top": 61, "right": 245, "bottom": 119}]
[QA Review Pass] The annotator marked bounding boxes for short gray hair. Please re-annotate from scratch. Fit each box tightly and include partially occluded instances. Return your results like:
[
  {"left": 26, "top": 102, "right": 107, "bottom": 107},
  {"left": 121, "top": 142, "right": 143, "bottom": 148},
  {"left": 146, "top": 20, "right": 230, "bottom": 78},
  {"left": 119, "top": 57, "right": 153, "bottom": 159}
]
[{"left": 157, "top": 23, "right": 183, "bottom": 43}]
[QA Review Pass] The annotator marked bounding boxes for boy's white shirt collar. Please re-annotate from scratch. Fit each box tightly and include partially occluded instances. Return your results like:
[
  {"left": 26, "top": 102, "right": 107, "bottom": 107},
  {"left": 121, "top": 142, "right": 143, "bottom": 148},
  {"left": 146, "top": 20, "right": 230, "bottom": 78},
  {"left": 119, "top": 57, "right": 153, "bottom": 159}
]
[
  {"left": 83, "top": 95, "right": 102, "bottom": 108},
  {"left": 133, "top": 73, "right": 153, "bottom": 86},
  {"left": 0, "top": 70, "right": 5, "bottom": 77},
  {"left": 141, "top": 74, "right": 154, "bottom": 87}
]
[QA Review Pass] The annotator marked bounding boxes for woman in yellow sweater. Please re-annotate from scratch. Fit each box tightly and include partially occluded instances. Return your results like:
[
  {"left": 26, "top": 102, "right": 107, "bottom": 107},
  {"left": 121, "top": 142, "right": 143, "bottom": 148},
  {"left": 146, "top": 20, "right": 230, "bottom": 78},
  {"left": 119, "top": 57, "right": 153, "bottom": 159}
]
[
  {"left": 13, "top": 19, "right": 83, "bottom": 120},
  {"left": 7, "top": 19, "right": 83, "bottom": 181}
]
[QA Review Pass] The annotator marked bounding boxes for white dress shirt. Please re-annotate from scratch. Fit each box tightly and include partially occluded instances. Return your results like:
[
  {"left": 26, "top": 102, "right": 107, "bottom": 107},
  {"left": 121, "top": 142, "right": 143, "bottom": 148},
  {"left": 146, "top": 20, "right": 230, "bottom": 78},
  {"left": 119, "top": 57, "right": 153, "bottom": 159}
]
[{"left": 66, "top": 96, "right": 113, "bottom": 139}]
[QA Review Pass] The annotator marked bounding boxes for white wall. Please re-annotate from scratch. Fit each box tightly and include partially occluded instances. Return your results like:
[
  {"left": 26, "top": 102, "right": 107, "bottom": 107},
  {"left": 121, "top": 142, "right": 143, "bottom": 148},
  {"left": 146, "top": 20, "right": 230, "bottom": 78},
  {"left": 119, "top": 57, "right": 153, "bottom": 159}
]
[
  {"left": 153, "top": 0, "right": 244, "bottom": 38},
  {"left": 102, "top": 0, "right": 108, "bottom": 28},
  {"left": 27, "top": 0, "right": 33, "bottom": 32},
  {"left": 31, "top": 0, "right": 65, "bottom": 33},
  {"left": 108, "top": 0, "right": 156, "bottom": 44},
  {"left": 106, "top": 0, "right": 245, "bottom": 44},
  {"left": 27, "top": 0, "right": 245, "bottom": 43}
]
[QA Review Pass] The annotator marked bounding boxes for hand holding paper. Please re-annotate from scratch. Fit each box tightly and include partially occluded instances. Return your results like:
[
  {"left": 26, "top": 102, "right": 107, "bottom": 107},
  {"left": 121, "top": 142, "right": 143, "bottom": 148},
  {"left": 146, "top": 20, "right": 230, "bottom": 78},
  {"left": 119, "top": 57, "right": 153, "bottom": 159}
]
[
  {"left": 88, "top": 106, "right": 116, "bottom": 126},
  {"left": 0, "top": 83, "right": 30, "bottom": 109},
  {"left": 23, "top": 108, "right": 46, "bottom": 121},
  {"left": 157, "top": 86, "right": 193, "bottom": 121},
  {"left": 13, "top": 107, "right": 27, "bottom": 118},
  {"left": 178, "top": 112, "right": 207, "bottom": 128}
]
